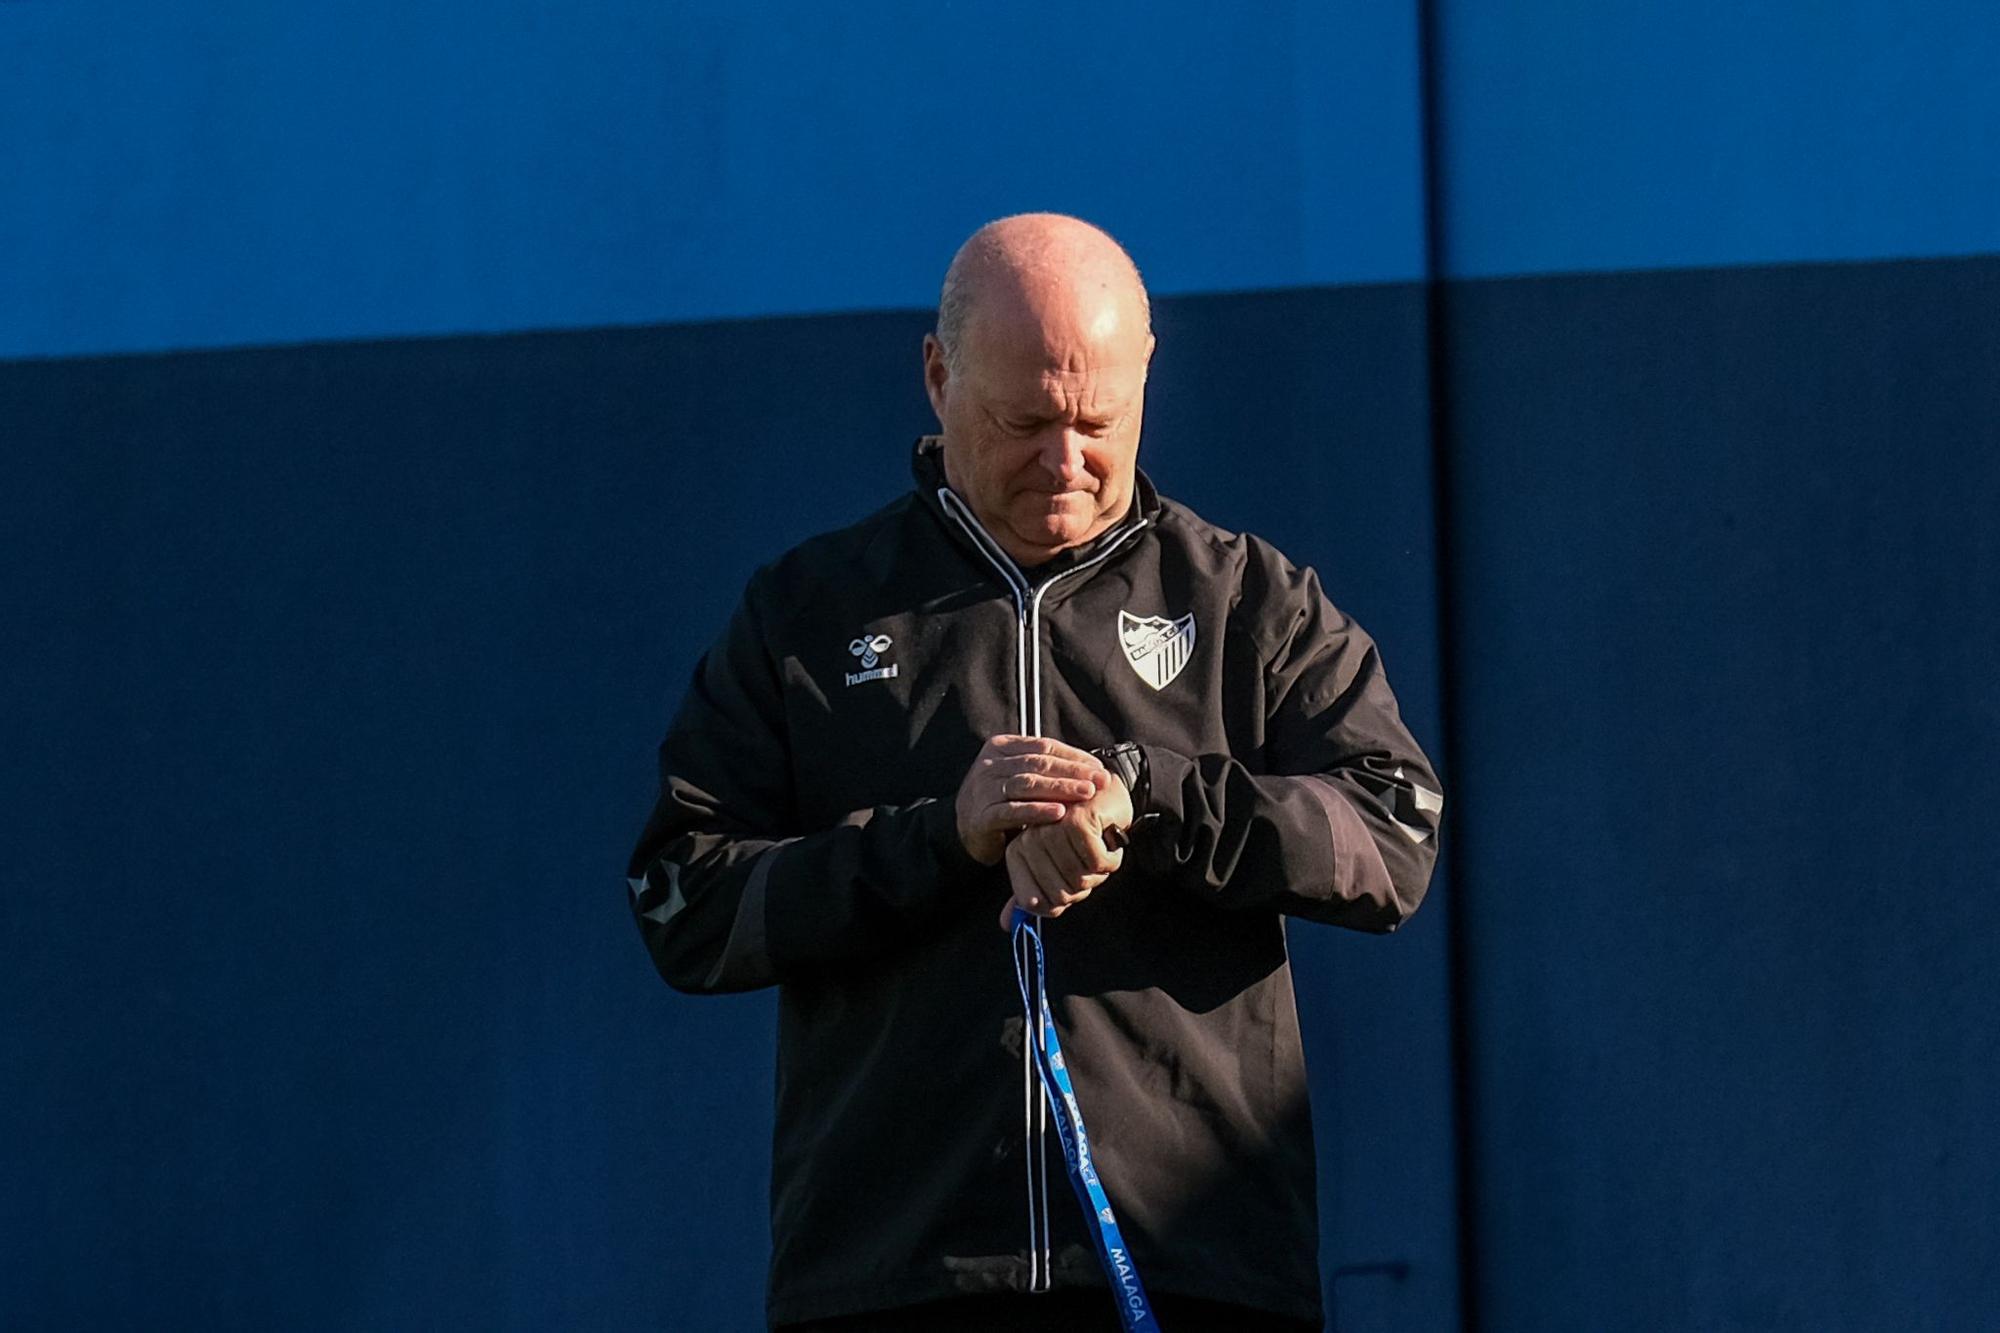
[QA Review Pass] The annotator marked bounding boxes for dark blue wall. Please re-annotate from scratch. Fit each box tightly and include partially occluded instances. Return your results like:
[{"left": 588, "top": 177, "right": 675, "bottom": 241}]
[
  {"left": 1438, "top": 253, "right": 2000, "bottom": 1333},
  {"left": 7, "top": 1, "right": 2000, "bottom": 1330},
  {"left": 0, "top": 290, "right": 1454, "bottom": 1331}
]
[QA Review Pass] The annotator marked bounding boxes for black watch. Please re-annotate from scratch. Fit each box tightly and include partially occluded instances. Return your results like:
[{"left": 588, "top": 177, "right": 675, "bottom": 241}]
[{"left": 1089, "top": 741, "right": 1150, "bottom": 821}]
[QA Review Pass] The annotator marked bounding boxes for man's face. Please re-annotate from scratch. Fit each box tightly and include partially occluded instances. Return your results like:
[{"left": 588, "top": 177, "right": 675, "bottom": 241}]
[{"left": 924, "top": 288, "right": 1153, "bottom": 568}]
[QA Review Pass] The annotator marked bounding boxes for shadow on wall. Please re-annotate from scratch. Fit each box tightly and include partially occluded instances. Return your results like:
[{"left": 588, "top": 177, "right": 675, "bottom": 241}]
[{"left": 0, "top": 286, "right": 1449, "bottom": 1329}]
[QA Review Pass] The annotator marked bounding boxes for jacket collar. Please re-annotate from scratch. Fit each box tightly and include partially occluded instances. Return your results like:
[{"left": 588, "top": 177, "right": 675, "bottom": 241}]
[{"left": 911, "top": 434, "right": 1159, "bottom": 589}]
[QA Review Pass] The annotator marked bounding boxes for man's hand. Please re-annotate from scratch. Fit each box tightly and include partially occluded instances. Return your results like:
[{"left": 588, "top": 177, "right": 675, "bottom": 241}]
[
  {"left": 955, "top": 735, "right": 1107, "bottom": 866},
  {"left": 997, "top": 767, "right": 1135, "bottom": 930}
]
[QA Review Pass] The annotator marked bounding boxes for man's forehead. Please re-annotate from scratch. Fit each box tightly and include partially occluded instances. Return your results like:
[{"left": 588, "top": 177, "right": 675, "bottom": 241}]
[
  {"left": 966, "top": 309, "right": 1150, "bottom": 381},
  {"left": 982, "top": 360, "right": 1146, "bottom": 404}
]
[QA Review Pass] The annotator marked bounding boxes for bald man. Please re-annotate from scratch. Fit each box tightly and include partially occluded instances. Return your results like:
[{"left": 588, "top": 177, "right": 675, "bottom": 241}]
[{"left": 627, "top": 214, "right": 1443, "bottom": 1332}]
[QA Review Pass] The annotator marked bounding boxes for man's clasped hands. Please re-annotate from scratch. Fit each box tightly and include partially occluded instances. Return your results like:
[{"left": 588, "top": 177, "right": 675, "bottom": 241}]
[{"left": 953, "top": 735, "right": 1136, "bottom": 931}]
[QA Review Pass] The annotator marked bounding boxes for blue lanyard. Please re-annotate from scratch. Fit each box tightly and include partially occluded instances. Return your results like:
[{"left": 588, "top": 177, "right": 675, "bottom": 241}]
[{"left": 1010, "top": 910, "right": 1160, "bottom": 1331}]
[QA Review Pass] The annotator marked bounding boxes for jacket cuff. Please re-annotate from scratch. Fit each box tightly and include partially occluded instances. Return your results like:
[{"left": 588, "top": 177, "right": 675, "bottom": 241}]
[
  {"left": 1132, "top": 743, "right": 1194, "bottom": 850},
  {"left": 922, "top": 795, "right": 988, "bottom": 881}
]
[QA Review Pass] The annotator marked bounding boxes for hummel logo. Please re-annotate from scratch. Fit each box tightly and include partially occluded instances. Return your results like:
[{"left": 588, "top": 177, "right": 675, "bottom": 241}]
[{"left": 845, "top": 634, "right": 897, "bottom": 686}]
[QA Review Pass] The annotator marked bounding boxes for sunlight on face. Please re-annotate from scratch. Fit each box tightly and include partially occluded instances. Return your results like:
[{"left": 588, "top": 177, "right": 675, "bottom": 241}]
[{"left": 930, "top": 284, "right": 1152, "bottom": 567}]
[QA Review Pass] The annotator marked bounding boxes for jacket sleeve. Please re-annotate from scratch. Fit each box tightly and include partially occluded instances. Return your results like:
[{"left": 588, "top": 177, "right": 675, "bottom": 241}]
[
  {"left": 624, "top": 569, "right": 991, "bottom": 994},
  {"left": 1134, "top": 556, "right": 1443, "bottom": 933}
]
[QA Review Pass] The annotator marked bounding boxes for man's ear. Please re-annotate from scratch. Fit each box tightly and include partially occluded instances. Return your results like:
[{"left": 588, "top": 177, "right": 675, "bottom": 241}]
[{"left": 922, "top": 334, "right": 950, "bottom": 424}]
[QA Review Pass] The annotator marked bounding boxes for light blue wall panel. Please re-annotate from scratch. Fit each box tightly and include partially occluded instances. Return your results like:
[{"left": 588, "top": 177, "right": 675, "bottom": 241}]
[
  {"left": 0, "top": 1, "right": 1426, "bottom": 360},
  {"left": 1431, "top": 0, "right": 2000, "bottom": 277}
]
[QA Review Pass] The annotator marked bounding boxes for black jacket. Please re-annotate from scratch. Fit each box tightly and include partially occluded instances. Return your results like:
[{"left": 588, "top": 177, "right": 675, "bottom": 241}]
[{"left": 627, "top": 437, "right": 1443, "bottom": 1328}]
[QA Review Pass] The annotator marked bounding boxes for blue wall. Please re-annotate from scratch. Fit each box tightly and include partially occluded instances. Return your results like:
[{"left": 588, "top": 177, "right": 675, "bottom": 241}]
[
  {"left": 6, "top": 2, "right": 1999, "bottom": 1331},
  {"left": 1438, "top": 253, "right": 2000, "bottom": 1333},
  {"left": 3, "top": 6, "right": 1456, "bottom": 1327},
  {"left": 1431, "top": 1, "right": 2000, "bottom": 277},
  {"left": 1425, "top": 5, "right": 2000, "bottom": 1328},
  {"left": 0, "top": 296, "right": 1454, "bottom": 1331},
  {"left": 0, "top": 1, "right": 1425, "bottom": 360}
]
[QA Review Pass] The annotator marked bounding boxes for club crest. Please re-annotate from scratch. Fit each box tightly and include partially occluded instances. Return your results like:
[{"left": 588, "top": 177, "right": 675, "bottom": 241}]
[{"left": 1118, "top": 610, "right": 1196, "bottom": 690}]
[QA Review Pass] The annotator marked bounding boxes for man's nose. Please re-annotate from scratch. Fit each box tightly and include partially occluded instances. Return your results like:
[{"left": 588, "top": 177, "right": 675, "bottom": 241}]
[{"left": 1038, "top": 429, "right": 1089, "bottom": 485}]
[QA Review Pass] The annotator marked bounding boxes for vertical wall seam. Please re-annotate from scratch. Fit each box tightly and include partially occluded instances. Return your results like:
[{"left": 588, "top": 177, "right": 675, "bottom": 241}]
[{"left": 1414, "top": 0, "right": 1482, "bottom": 1330}]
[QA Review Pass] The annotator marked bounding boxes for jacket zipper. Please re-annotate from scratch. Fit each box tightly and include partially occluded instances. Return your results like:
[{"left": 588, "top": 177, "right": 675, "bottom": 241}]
[{"left": 935, "top": 486, "right": 1148, "bottom": 1293}]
